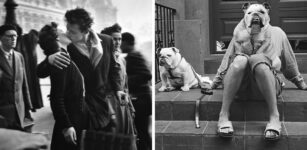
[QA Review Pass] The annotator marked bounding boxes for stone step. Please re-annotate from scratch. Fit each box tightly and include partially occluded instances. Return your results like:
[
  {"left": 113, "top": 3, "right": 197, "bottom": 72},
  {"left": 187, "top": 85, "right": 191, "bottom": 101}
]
[
  {"left": 156, "top": 121, "right": 307, "bottom": 150},
  {"left": 156, "top": 89, "right": 307, "bottom": 121},
  {"left": 155, "top": 74, "right": 307, "bottom": 122}
]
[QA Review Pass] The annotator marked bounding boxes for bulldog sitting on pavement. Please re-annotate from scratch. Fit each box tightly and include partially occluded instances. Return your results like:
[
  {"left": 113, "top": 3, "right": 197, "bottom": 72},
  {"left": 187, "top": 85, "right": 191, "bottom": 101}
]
[{"left": 158, "top": 47, "right": 212, "bottom": 92}]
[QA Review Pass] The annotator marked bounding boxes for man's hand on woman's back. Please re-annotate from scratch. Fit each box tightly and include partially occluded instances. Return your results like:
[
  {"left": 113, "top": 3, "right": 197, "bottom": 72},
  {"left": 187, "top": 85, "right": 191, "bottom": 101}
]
[{"left": 48, "top": 51, "right": 71, "bottom": 69}]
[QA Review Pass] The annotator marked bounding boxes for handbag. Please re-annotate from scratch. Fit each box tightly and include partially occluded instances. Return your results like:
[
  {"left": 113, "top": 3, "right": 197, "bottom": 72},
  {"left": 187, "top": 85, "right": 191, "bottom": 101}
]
[{"left": 80, "top": 129, "right": 137, "bottom": 150}]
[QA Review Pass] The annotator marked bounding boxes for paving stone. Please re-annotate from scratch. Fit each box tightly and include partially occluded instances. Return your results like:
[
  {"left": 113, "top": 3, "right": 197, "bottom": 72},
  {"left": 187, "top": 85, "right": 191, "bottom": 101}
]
[
  {"left": 156, "top": 91, "right": 181, "bottom": 101},
  {"left": 282, "top": 90, "right": 307, "bottom": 102},
  {"left": 288, "top": 137, "right": 307, "bottom": 150},
  {"left": 155, "top": 144, "right": 163, "bottom": 150},
  {"left": 203, "top": 136, "right": 244, "bottom": 150},
  {"left": 173, "top": 101, "right": 195, "bottom": 120},
  {"left": 174, "top": 89, "right": 205, "bottom": 101},
  {"left": 203, "top": 101, "right": 245, "bottom": 121},
  {"left": 284, "top": 102, "right": 307, "bottom": 121},
  {"left": 163, "top": 145, "right": 203, "bottom": 150},
  {"left": 155, "top": 135, "right": 163, "bottom": 146},
  {"left": 155, "top": 121, "right": 170, "bottom": 133},
  {"left": 245, "top": 136, "right": 288, "bottom": 150},
  {"left": 229, "top": 102, "right": 245, "bottom": 121},
  {"left": 284, "top": 122, "right": 307, "bottom": 136},
  {"left": 155, "top": 101, "right": 173, "bottom": 120},
  {"left": 164, "top": 121, "right": 207, "bottom": 134},
  {"left": 203, "top": 101, "right": 221, "bottom": 121},
  {"left": 245, "top": 102, "right": 284, "bottom": 121},
  {"left": 207, "top": 89, "right": 223, "bottom": 101},
  {"left": 163, "top": 135, "right": 203, "bottom": 146}
]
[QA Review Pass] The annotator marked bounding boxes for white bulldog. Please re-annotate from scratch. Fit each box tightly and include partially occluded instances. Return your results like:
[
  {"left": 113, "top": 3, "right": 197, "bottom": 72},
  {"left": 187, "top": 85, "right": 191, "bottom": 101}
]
[{"left": 158, "top": 47, "right": 212, "bottom": 92}]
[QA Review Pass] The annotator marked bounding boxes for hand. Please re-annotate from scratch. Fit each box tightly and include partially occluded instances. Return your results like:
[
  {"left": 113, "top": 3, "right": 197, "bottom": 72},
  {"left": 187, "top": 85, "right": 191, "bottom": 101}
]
[
  {"left": 48, "top": 52, "right": 70, "bottom": 69},
  {"left": 116, "top": 91, "right": 129, "bottom": 105},
  {"left": 62, "top": 127, "right": 77, "bottom": 145}
]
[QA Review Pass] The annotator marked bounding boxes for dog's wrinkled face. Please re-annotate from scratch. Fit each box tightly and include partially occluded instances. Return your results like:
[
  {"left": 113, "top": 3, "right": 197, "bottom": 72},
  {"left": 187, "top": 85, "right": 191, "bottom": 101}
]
[
  {"left": 158, "top": 47, "right": 179, "bottom": 67},
  {"left": 243, "top": 3, "right": 270, "bottom": 32}
]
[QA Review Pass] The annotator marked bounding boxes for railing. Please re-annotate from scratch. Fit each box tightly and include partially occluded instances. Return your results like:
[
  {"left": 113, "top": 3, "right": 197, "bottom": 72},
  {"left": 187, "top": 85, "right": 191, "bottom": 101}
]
[{"left": 155, "top": 3, "right": 176, "bottom": 83}]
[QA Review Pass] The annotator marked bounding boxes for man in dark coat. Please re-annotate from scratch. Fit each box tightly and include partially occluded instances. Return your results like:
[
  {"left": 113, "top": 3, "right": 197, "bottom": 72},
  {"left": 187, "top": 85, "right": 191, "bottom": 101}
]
[
  {"left": 17, "top": 30, "right": 43, "bottom": 110},
  {"left": 121, "top": 32, "right": 152, "bottom": 150},
  {"left": 0, "top": 24, "right": 33, "bottom": 130}
]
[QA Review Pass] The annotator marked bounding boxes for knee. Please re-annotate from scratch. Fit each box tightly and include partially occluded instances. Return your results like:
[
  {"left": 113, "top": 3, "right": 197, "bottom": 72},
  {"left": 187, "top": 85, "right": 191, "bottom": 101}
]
[
  {"left": 254, "top": 63, "right": 271, "bottom": 76},
  {"left": 231, "top": 56, "right": 248, "bottom": 71}
]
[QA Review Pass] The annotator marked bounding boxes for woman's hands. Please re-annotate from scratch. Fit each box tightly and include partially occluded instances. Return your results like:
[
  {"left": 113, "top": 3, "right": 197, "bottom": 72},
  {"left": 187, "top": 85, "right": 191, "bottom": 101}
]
[
  {"left": 62, "top": 127, "right": 77, "bottom": 145},
  {"left": 116, "top": 91, "right": 129, "bottom": 105}
]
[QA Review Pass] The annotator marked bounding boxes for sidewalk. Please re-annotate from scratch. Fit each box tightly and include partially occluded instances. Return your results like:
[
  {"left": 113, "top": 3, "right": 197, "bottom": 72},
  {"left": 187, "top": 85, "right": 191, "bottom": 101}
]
[{"left": 32, "top": 84, "right": 54, "bottom": 149}]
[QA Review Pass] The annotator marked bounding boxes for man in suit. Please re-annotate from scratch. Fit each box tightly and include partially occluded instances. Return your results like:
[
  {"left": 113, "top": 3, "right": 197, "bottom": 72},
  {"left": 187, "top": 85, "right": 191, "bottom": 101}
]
[{"left": 0, "top": 24, "right": 33, "bottom": 130}]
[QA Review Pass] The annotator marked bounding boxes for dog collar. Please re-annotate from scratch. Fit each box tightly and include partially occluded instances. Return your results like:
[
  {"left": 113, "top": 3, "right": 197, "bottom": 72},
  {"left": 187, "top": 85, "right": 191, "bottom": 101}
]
[
  {"left": 169, "top": 56, "right": 183, "bottom": 70},
  {"left": 167, "top": 56, "right": 183, "bottom": 79}
]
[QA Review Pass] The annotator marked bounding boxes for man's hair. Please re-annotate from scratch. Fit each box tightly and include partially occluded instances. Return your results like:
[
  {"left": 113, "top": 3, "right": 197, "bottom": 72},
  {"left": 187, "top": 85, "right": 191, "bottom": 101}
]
[
  {"left": 65, "top": 8, "right": 93, "bottom": 33},
  {"left": 100, "top": 23, "right": 122, "bottom": 35},
  {"left": 38, "top": 22, "right": 59, "bottom": 55},
  {"left": 121, "top": 32, "right": 135, "bottom": 46},
  {"left": 0, "top": 24, "right": 17, "bottom": 36}
]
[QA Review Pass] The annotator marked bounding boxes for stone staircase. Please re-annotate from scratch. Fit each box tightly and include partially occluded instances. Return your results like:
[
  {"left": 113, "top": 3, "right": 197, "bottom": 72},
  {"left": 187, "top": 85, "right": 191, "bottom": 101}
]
[{"left": 155, "top": 74, "right": 307, "bottom": 150}]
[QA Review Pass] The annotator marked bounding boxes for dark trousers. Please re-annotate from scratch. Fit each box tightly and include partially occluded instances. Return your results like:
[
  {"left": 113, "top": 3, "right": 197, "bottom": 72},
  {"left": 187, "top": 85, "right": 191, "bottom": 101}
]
[{"left": 132, "top": 93, "right": 152, "bottom": 150}]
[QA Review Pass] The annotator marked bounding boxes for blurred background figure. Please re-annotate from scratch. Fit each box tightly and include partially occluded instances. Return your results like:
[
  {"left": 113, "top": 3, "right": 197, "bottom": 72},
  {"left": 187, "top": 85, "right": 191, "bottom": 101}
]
[
  {"left": 101, "top": 23, "right": 137, "bottom": 150},
  {"left": 121, "top": 32, "right": 152, "bottom": 150}
]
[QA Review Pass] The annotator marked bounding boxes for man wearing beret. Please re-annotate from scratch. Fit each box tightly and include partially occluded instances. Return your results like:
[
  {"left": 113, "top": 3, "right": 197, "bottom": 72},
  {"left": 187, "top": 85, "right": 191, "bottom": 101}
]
[{"left": 0, "top": 24, "right": 33, "bottom": 130}]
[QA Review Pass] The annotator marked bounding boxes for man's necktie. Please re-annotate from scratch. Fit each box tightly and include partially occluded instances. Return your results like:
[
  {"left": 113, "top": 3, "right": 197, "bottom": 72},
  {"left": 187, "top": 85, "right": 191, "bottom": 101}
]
[{"left": 7, "top": 53, "right": 12, "bottom": 68}]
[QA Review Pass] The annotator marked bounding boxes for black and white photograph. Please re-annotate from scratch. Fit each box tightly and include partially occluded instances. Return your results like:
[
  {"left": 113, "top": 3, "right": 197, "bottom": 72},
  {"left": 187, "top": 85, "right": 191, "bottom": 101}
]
[
  {"left": 2, "top": 0, "right": 307, "bottom": 149},
  {"left": 0, "top": 0, "right": 152, "bottom": 150},
  {"left": 155, "top": 0, "right": 307, "bottom": 150}
]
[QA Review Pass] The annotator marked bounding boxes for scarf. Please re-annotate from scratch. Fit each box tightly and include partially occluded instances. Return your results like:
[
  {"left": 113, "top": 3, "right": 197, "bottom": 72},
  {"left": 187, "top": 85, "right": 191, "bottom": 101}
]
[{"left": 73, "top": 29, "right": 103, "bottom": 68}]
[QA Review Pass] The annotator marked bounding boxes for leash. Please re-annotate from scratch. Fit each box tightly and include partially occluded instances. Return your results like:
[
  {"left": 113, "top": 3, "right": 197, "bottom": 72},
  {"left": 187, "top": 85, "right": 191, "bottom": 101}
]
[{"left": 190, "top": 64, "right": 213, "bottom": 128}]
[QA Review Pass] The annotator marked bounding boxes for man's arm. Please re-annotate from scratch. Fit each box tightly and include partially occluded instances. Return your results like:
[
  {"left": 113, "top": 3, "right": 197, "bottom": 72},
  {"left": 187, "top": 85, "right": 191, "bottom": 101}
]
[
  {"left": 37, "top": 52, "right": 70, "bottom": 78},
  {"left": 36, "top": 58, "right": 50, "bottom": 78}
]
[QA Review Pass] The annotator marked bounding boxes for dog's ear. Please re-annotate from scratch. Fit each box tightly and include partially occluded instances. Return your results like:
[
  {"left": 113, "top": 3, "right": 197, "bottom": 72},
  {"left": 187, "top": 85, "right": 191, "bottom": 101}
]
[
  {"left": 172, "top": 47, "right": 180, "bottom": 53},
  {"left": 262, "top": 2, "right": 271, "bottom": 12},
  {"left": 156, "top": 48, "right": 162, "bottom": 55},
  {"left": 242, "top": 3, "right": 251, "bottom": 13}
]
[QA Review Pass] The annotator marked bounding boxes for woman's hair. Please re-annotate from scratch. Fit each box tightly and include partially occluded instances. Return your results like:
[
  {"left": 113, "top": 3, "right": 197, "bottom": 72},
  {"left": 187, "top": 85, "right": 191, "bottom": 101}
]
[
  {"left": 65, "top": 8, "right": 93, "bottom": 33},
  {"left": 100, "top": 23, "right": 122, "bottom": 35},
  {"left": 38, "top": 22, "right": 59, "bottom": 55}
]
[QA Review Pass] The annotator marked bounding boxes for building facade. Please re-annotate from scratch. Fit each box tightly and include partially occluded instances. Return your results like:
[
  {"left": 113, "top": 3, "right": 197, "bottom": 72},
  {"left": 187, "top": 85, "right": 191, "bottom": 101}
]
[{"left": 0, "top": 0, "right": 117, "bottom": 33}]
